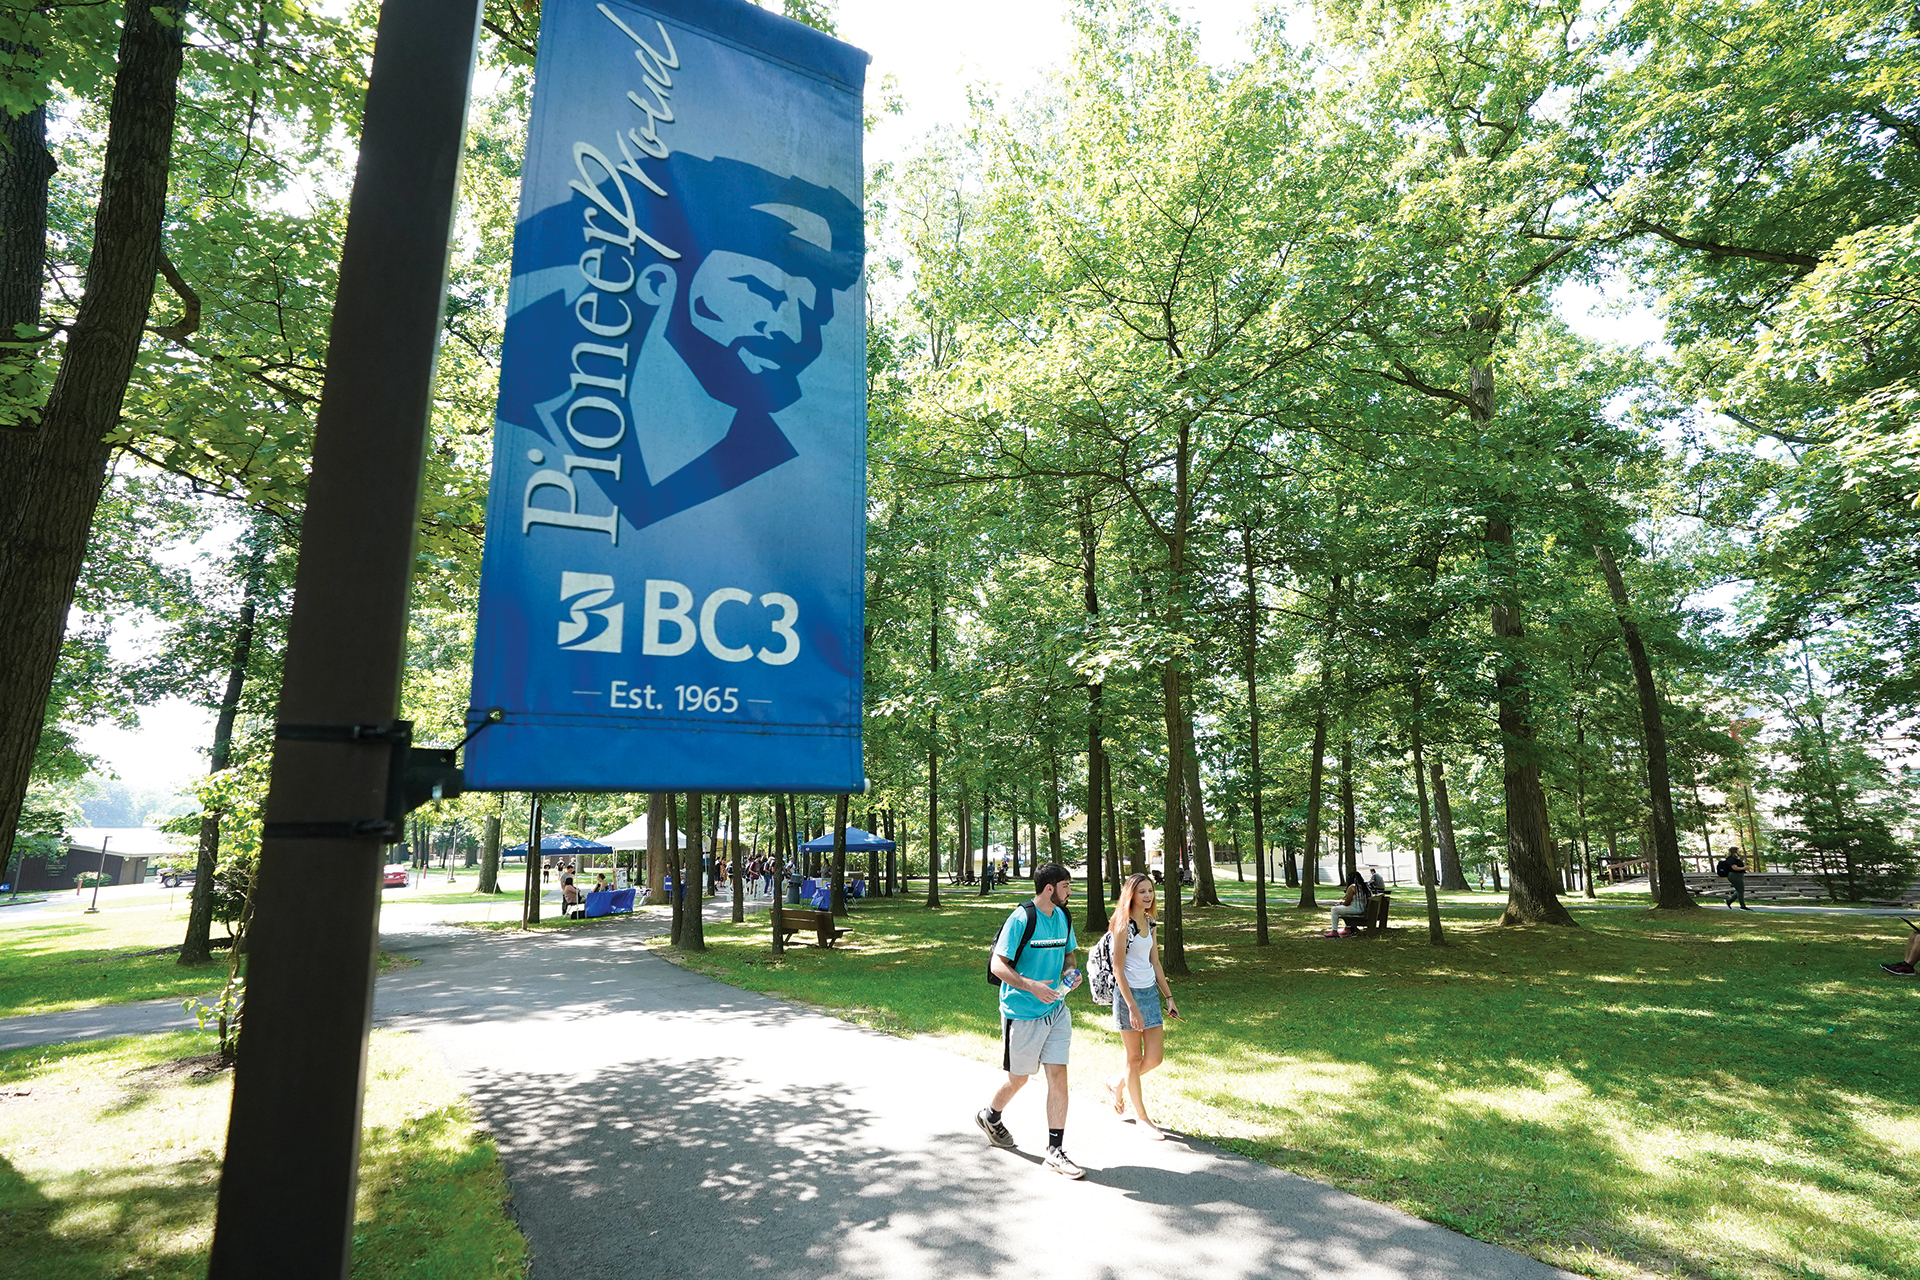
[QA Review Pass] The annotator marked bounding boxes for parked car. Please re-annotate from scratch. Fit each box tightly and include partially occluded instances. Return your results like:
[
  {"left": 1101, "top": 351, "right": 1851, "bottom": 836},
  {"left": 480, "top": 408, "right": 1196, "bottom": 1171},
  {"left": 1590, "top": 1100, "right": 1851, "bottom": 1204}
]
[
  {"left": 383, "top": 864, "right": 410, "bottom": 889},
  {"left": 158, "top": 868, "right": 198, "bottom": 889}
]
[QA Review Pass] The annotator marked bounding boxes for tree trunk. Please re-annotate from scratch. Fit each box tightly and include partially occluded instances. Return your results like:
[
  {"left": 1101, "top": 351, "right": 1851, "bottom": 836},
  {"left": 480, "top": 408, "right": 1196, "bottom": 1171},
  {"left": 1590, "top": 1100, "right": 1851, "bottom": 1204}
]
[
  {"left": 1159, "top": 687, "right": 1189, "bottom": 975},
  {"left": 926, "top": 581, "right": 942, "bottom": 909},
  {"left": 1299, "top": 702, "right": 1328, "bottom": 910},
  {"left": 731, "top": 795, "right": 744, "bottom": 923},
  {"left": 865, "top": 806, "right": 879, "bottom": 891},
  {"left": 1079, "top": 489, "right": 1107, "bottom": 926},
  {"left": 1128, "top": 807, "right": 1145, "bottom": 875},
  {"left": 477, "top": 814, "right": 501, "bottom": 894},
  {"left": 523, "top": 795, "right": 543, "bottom": 927},
  {"left": 770, "top": 795, "right": 787, "bottom": 954},
  {"left": 1485, "top": 513, "right": 1577, "bottom": 927},
  {"left": 179, "top": 543, "right": 264, "bottom": 966},
  {"left": 1431, "top": 758, "right": 1468, "bottom": 889},
  {"left": 646, "top": 791, "right": 667, "bottom": 904},
  {"left": 1, "top": 97, "right": 55, "bottom": 429},
  {"left": 1297, "top": 574, "right": 1339, "bottom": 910},
  {"left": 1104, "top": 754, "right": 1121, "bottom": 900},
  {"left": 1591, "top": 543, "right": 1695, "bottom": 908},
  {"left": 668, "top": 793, "right": 682, "bottom": 943},
  {"left": 1044, "top": 747, "right": 1063, "bottom": 865},
  {"left": 707, "top": 793, "right": 722, "bottom": 893},
  {"left": 977, "top": 781, "right": 993, "bottom": 897},
  {"left": 830, "top": 792, "right": 848, "bottom": 917},
  {"left": 1024, "top": 795, "right": 1034, "bottom": 881},
  {"left": 958, "top": 787, "right": 971, "bottom": 884},
  {"left": 1409, "top": 677, "right": 1447, "bottom": 945},
  {"left": 680, "top": 792, "right": 705, "bottom": 949},
  {"left": 0, "top": 0, "right": 186, "bottom": 862},
  {"left": 1340, "top": 735, "right": 1358, "bottom": 883},
  {"left": 1178, "top": 675, "right": 1220, "bottom": 907},
  {"left": 1241, "top": 523, "right": 1270, "bottom": 944},
  {"left": 884, "top": 807, "right": 896, "bottom": 895}
]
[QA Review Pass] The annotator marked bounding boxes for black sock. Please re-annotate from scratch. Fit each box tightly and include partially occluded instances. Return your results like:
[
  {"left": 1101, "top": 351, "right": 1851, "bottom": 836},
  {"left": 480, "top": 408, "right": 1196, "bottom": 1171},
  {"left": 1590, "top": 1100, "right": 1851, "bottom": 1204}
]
[
  {"left": 1049, "top": 1127, "right": 1064, "bottom": 1149},
  {"left": 986, "top": 1109, "right": 1002, "bottom": 1124}
]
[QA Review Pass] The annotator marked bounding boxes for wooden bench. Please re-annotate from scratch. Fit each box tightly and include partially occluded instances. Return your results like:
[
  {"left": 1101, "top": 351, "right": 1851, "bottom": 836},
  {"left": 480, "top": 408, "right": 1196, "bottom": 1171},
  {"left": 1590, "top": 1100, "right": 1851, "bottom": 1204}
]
[
  {"left": 777, "top": 907, "right": 853, "bottom": 949},
  {"left": 1341, "top": 893, "right": 1391, "bottom": 935}
]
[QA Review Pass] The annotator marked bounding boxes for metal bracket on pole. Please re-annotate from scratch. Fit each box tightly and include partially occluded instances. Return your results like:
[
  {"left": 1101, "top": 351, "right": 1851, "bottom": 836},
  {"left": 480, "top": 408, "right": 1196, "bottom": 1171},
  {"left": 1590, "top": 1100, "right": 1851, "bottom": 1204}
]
[{"left": 261, "top": 712, "right": 500, "bottom": 843}]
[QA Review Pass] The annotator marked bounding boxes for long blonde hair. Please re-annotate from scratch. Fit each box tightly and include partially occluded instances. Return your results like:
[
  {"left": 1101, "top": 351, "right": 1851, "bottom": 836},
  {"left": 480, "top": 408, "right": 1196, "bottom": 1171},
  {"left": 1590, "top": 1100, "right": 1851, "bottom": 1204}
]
[{"left": 1109, "top": 873, "right": 1156, "bottom": 938}]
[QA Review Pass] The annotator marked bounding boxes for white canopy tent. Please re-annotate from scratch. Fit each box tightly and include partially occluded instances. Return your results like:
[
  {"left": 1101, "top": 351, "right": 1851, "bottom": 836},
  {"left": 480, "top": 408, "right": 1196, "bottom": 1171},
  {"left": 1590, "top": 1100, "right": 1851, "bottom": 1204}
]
[{"left": 595, "top": 817, "right": 717, "bottom": 851}]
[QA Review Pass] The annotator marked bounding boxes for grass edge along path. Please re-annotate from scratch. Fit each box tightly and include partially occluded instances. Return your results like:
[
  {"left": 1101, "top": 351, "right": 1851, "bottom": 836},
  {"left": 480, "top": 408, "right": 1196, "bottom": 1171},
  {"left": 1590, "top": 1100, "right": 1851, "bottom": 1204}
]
[
  {"left": 646, "top": 890, "right": 1918, "bottom": 1280},
  {"left": 0, "top": 1029, "right": 529, "bottom": 1279}
]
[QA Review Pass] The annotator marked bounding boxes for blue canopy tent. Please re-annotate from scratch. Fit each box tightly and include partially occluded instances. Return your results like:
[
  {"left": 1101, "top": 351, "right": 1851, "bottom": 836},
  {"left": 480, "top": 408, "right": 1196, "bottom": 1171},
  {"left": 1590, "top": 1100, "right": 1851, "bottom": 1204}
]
[
  {"left": 502, "top": 831, "right": 614, "bottom": 862},
  {"left": 796, "top": 828, "right": 894, "bottom": 905},
  {"left": 798, "top": 826, "right": 894, "bottom": 853}
]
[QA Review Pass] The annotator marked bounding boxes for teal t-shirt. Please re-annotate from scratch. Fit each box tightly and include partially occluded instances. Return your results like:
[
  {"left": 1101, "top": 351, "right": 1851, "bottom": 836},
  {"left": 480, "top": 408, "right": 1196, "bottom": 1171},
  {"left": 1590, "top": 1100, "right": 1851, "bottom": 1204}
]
[{"left": 996, "top": 903, "right": 1077, "bottom": 1020}]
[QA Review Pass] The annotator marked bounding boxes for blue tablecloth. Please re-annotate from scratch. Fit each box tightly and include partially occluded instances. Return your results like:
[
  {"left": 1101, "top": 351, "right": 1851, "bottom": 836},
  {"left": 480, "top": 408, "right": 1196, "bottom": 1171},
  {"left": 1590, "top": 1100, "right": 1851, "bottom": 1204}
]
[
  {"left": 585, "top": 888, "right": 635, "bottom": 918},
  {"left": 809, "top": 887, "right": 831, "bottom": 910},
  {"left": 801, "top": 878, "right": 818, "bottom": 897}
]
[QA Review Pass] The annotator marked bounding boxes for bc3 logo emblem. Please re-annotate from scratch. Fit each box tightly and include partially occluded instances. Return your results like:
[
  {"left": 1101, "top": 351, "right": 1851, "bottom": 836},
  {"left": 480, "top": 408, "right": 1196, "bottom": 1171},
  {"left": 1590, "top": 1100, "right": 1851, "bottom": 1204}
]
[{"left": 558, "top": 572, "right": 624, "bottom": 652}]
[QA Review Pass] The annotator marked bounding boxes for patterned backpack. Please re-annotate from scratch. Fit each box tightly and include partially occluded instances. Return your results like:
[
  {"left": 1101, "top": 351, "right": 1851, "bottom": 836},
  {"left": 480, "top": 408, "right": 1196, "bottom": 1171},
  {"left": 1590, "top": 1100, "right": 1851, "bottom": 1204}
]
[{"left": 1088, "top": 921, "right": 1137, "bottom": 1004}]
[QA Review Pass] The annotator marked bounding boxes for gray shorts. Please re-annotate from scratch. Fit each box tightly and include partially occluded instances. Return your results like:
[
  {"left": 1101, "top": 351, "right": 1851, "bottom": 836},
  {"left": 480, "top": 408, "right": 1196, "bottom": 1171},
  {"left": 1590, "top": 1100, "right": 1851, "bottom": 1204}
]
[{"left": 1001, "top": 1004, "right": 1071, "bottom": 1076}]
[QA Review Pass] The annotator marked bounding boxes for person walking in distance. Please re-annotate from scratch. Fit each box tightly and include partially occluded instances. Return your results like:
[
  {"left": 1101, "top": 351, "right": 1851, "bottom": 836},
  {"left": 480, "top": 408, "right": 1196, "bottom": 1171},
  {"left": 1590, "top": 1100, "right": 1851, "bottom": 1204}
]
[
  {"left": 1103, "top": 873, "right": 1178, "bottom": 1140},
  {"left": 976, "top": 863, "right": 1084, "bottom": 1178},
  {"left": 1720, "top": 847, "right": 1752, "bottom": 910}
]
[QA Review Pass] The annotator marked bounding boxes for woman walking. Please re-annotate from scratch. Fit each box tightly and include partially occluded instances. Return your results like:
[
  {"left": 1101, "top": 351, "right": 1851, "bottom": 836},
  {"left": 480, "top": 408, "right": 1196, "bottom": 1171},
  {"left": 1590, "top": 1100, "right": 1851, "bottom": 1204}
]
[{"left": 1104, "top": 873, "right": 1178, "bottom": 1139}]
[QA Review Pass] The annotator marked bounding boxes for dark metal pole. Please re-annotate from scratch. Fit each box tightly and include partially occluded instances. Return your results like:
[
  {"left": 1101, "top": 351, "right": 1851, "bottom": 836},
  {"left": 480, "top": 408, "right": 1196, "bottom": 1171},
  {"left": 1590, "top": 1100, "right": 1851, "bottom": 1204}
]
[
  {"left": 84, "top": 834, "right": 108, "bottom": 913},
  {"left": 206, "top": 0, "right": 481, "bottom": 1273}
]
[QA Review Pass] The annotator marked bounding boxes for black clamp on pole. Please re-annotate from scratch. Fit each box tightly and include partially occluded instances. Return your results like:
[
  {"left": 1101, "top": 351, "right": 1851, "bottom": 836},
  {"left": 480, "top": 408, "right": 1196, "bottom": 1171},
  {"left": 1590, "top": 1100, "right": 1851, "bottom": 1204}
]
[{"left": 261, "top": 707, "right": 502, "bottom": 843}]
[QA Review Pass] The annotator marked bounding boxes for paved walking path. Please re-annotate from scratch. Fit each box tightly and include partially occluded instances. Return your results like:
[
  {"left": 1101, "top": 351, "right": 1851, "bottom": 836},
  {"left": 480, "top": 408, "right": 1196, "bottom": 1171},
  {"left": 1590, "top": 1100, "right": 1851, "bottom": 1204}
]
[
  {"left": 1, "top": 894, "right": 1582, "bottom": 1279},
  {"left": 378, "top": 912, "right": 1578, "bottom": 1280}
]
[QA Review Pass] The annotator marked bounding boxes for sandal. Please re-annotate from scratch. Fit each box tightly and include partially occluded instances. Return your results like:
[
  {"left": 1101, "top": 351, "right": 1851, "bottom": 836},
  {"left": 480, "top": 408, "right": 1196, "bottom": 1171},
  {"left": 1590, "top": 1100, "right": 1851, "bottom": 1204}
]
[{"left": 1107, "top": 1079, "right": 1126, "bottom": 1114}]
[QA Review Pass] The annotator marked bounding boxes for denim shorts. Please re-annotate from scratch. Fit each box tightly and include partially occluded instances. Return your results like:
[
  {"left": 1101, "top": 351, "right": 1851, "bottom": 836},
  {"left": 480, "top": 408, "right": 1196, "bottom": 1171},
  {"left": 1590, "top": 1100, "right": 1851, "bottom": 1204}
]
[{"left": 1114, "top": 984, "right": 1163, "bottom": 1031}]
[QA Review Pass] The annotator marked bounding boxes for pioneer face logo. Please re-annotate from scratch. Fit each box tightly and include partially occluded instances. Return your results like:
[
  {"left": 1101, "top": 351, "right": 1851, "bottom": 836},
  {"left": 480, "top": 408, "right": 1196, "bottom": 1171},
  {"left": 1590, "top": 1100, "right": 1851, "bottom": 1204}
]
[{"left": 558, "top": 572, "right": 623, "bottom": 652}]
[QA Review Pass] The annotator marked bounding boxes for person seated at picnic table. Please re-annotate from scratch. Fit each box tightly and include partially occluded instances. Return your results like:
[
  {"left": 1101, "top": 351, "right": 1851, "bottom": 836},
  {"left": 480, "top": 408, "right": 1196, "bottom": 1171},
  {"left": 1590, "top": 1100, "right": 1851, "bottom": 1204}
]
[
  {"left": 561, "top": 875, "right": 584, "bottom": 917},
  {"left": 593, "top": 873, "right": 610, "bottom": 895},
  {"left": 1324, "top": 870, "right": 1372, "bottom": 937},
  {"left": 1368, "top": 867, "right": 1387, "bottom": 896}
]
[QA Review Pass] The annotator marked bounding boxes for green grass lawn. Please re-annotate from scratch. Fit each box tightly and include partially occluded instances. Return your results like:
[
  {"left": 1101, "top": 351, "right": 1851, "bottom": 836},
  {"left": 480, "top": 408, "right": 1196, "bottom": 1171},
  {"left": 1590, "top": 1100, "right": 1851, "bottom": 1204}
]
[
  {"left": 0, "top": 1030, "right": 527, "bottom": 1278},
  {"left": 0, "top": 900, "right": 233, "bottom": 1021},
  {"left": 652, "top": 883, "right": 1919, "bottom": 1280},
  {"left": 0, "top": 896, "right": 423, "bottom": 1021}
]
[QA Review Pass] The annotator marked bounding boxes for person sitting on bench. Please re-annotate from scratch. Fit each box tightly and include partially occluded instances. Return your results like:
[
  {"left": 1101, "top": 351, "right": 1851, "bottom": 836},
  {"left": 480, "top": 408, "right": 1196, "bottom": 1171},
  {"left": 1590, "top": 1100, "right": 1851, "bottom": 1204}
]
[
  {"left": 1324, "top": 871, "right": 1372, "bottom": 937},
  {"left": 1882, "top": 921, "right": 1920, "bottom": 976}
]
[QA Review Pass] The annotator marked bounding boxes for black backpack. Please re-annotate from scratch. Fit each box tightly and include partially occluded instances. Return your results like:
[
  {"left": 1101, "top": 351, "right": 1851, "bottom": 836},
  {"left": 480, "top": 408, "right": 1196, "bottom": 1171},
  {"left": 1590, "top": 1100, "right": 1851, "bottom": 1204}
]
[
  {"left": 986, "top": 901, "right": 1040, "bottom": 985},
  {"left": 1715, "top": 858, "right": 1731, "bottom": 876}
]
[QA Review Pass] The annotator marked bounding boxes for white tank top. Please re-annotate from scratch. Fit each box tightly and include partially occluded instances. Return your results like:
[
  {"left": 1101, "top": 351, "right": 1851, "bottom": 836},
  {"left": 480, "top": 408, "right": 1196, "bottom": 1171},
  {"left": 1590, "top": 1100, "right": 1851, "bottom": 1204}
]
[{"left": 1118, "top": 920, "right": 1156, "bottom": 987}]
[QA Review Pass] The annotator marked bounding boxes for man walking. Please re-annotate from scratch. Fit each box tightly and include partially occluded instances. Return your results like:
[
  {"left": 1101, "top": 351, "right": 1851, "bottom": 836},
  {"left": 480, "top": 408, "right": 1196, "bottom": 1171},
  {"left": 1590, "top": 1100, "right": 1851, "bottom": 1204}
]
[
  {"left": 1721, "top": 847, "right": 1752, "bottom": 910},
  {"left": 977, "top": 863, "right": 1084, "bottom": 1178}
]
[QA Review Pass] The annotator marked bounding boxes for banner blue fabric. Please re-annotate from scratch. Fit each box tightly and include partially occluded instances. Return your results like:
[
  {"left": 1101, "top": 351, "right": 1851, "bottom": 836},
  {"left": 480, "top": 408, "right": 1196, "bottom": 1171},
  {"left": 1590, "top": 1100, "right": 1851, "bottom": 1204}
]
[{"left": 466, "top": 0, "right": 868, "bottom": 793}]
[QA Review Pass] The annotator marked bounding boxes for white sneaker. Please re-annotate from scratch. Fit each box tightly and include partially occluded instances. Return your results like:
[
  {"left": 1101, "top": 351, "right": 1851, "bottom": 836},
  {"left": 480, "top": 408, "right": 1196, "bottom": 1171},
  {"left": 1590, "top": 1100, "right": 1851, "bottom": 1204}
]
[{"left": 1044, "top": 1146, "right": 1086, "bottom": 1179}]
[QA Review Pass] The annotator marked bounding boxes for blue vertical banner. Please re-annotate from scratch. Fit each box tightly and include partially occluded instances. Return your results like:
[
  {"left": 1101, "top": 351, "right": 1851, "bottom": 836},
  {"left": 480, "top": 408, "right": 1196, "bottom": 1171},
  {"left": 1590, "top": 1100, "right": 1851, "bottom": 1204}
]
[{"left": 465, "top": 0, "right": 867, "bottom": 792}]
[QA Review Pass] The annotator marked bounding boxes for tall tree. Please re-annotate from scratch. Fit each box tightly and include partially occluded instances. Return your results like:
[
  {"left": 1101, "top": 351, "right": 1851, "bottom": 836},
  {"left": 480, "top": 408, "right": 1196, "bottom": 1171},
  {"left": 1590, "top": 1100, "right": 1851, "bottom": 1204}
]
[
  {"left": 0, "top": 0, "right": 186, "bottom": 863},
  {"left": 178, "top": 524, "right": 271, "bottom": 965}
]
